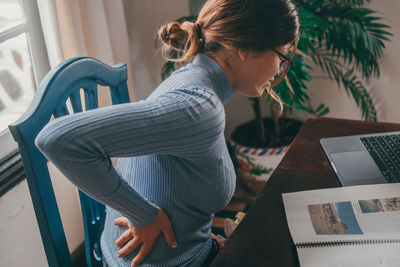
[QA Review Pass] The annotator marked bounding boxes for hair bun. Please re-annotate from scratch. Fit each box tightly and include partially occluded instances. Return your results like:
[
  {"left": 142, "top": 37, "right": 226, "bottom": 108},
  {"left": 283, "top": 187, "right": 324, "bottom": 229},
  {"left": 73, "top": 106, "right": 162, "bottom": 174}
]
[
  {"left": 159, "top": 21, "right": 204, "bottom": 61},
  {"left": 159, "top": 22, "right": 189, "bottom": 50}
]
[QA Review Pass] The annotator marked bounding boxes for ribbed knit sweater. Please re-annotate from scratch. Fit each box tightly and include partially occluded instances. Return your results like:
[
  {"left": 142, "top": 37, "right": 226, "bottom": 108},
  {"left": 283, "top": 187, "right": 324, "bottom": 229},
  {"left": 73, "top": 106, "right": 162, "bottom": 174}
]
[{"left": 35, "top": 53, "right": 236, "bottom": 266}]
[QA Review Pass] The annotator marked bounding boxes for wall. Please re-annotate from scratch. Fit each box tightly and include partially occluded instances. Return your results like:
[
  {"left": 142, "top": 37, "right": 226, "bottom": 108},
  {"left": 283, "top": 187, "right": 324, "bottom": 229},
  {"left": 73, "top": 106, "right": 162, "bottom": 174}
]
[
  {"left": 0, "top": 180, "right": 47, "bottom": 267},
  {"left": 0, "top": 162, "right": 84, "bottom": 267},
  {"left": 123, "top": 0, "right": 190, "bottom": 101}
]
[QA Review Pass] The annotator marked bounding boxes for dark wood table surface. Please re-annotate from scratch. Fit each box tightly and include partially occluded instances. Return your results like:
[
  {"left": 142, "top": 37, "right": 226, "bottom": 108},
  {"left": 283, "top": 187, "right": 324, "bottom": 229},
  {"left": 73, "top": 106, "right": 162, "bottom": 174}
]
[{"left": 211, "top": 117, "right": 400, "bottom": 267}]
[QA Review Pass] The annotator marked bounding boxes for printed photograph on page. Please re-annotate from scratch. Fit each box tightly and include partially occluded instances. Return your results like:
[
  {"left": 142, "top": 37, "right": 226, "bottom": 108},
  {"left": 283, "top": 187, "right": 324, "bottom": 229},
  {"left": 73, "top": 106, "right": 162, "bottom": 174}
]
[
  {"left": 308, "top": 197, "right": 400, "bottom": 235},
  {"left": 308, "top": 201, "right": 363, "bottom": 235}
]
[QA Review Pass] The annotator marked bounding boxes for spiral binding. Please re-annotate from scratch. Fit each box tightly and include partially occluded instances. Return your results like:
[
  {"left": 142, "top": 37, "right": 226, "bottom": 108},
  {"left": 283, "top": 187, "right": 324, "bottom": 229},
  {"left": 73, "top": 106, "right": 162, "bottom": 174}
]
[{"left": 296, "top": 239, "right": 400, "bottom": 248}]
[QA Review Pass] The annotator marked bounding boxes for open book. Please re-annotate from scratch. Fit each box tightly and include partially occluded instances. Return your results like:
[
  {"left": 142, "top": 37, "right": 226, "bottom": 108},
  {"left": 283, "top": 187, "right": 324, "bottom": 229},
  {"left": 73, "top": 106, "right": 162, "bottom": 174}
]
[{"left": 282, "top": 183, "right": 400, "bottom": 267}]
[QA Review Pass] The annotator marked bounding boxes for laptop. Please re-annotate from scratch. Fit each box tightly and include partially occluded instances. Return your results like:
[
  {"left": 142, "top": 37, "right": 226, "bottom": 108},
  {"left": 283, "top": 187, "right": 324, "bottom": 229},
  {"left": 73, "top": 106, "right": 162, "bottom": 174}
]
[{"left": 320, "top": 131, "right": 400, "bottom": 186}]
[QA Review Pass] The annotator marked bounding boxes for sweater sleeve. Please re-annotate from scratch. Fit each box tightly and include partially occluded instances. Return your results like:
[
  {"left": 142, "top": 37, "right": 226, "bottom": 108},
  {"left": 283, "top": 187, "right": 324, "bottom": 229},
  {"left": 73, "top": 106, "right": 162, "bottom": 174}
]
[{"left": 35, "top": 87, "right": 225, "bottom": 226}]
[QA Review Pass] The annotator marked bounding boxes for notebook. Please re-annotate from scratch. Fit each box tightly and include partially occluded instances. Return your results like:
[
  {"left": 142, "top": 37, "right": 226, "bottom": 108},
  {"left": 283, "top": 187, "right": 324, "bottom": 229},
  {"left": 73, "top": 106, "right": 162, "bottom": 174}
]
[
  {"left": 282, "top": 183, "right": 400, "bottom": 267},
  {"left": 320, "top": 131, "right": 400, "bottom": 186}
]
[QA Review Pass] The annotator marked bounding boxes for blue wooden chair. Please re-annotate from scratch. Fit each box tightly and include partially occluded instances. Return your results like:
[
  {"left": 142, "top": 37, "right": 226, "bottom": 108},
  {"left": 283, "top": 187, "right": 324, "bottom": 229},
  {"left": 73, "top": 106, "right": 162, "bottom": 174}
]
[{"left": 8, "top": 57, "right": 131, "bottom": 267}]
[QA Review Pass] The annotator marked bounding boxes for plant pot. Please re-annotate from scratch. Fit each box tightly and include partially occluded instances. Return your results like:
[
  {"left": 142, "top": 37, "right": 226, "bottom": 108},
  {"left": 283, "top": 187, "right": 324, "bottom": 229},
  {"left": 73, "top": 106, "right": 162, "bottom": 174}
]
[
  {"left": 229, "top": 140, "right": 289, "bottom": 194},
  {"left": 230, "top": 117, "right": 303, "bottom": 194}
]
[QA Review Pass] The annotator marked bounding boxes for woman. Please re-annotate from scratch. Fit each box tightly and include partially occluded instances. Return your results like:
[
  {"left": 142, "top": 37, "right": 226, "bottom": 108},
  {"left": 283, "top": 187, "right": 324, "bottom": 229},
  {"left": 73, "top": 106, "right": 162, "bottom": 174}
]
[{"left": 35, "top": 0, "right": 299, "bottom": 266}]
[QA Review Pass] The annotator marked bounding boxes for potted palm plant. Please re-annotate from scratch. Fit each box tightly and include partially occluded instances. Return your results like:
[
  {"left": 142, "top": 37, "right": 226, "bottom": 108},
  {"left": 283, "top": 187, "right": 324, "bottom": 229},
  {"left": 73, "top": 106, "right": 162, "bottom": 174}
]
[{"left": 160, "top": 0, "right": 392, "bottom": 193}]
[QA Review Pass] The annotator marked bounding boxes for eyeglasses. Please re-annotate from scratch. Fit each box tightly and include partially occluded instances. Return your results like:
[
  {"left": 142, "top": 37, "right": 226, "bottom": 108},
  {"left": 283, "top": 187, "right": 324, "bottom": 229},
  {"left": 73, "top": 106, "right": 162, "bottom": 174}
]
[
  {"left": 271, "top": 48, "right": 290, "bottom": 73},
  {"left": 267, "top": 37, "right": 298, "bottom": 89}
]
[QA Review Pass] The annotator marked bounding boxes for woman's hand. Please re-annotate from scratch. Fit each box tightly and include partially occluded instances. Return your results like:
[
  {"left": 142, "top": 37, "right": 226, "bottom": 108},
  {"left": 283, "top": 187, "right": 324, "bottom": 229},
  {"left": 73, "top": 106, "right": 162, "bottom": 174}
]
[
  {"left": 114, "top": 208, "right": 177, "bottom": 267},
  {"left": 211, "top": 233, "right": 225, "bottom": 249}
]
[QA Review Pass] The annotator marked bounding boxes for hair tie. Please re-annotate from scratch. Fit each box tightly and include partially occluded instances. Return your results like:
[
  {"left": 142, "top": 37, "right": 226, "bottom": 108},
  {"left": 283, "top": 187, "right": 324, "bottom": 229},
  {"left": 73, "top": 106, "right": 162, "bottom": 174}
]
[{"left": 194, "top": 23, "right": 205, "bottom": 50}]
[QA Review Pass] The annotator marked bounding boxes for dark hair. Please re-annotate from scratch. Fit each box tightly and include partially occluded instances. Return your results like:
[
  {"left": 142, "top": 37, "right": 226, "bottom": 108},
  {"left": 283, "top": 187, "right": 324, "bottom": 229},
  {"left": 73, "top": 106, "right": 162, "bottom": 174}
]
[{"left": 159, "top": 0, "right": 300, "bottom": 61}]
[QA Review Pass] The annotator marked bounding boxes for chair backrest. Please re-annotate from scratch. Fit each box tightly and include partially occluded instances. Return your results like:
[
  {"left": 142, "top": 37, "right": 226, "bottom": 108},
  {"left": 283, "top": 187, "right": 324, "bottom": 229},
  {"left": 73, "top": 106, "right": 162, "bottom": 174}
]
[{"left": 8, "top": 57, "right": 131, "bottom": 267}]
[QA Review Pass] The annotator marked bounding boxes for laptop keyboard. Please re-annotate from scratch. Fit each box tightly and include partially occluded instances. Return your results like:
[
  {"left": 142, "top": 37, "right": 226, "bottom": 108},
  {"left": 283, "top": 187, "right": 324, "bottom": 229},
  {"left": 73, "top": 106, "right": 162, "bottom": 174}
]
[{"left": 360, "top": 134, "right": 400, "bottom": 183}]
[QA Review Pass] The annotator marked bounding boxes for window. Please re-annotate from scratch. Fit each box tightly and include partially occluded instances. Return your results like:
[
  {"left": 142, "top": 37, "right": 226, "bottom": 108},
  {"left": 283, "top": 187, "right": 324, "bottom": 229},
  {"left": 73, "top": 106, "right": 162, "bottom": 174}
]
[{"left": 0, "top": 0, "right": 49, "bottom": 194}]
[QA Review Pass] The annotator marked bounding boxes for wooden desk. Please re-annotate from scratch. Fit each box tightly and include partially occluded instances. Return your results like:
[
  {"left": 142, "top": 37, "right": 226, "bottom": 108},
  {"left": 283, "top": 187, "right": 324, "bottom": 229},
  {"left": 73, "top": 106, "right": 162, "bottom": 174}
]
[{"left": 211, "top": 117, "right": 400, "bottom": 267}]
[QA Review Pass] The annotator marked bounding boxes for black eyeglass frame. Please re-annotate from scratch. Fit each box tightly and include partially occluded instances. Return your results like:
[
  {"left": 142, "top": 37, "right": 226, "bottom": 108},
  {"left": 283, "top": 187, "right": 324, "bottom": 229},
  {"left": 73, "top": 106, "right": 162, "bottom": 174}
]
[
  {"left": 267, "top": 37, "right": 299, "bottom": 89},
  {"left": 270, "top": 48, "right": 290, "bottom": 65}
]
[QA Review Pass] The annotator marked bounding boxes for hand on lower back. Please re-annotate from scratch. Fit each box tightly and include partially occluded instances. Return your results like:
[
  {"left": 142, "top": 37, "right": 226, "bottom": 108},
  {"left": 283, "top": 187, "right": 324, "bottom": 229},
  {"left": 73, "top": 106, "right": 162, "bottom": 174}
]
[{"left": 114, "top": 208, "right": 177, "bottom": 267}]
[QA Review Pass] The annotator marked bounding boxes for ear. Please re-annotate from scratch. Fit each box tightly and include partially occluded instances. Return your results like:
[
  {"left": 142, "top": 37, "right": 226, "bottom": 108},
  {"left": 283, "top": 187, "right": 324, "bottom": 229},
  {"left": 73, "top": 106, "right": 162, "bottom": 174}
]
[{"left": 237, "top": 50, "right": 249, "bottom": 62}]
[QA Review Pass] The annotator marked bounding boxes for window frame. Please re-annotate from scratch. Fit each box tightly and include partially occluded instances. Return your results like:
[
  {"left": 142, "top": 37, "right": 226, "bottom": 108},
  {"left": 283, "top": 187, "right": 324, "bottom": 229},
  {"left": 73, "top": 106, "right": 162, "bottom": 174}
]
[{"left": 0, "top": 0, "right": 50, "bottom": 194}]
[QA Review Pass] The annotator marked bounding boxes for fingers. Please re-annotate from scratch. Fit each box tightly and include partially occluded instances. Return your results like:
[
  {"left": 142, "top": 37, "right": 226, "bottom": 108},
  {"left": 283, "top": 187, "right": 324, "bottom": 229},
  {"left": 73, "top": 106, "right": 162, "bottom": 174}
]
[
  {"left": 115, "top": 229, "right": 132, "bottom": 247},
  {"left": 114, "top": 210, "right": 178, "bottom": 267},
  {"left": 117, "top": 237, "right": 141, "bottom": 258},
  {"left": 161, "top": 221, "right": 177, "bottom": 248},
  {"left": 131, "top": 240, "right": 154, "bottom": 267},
  {"left": 114, "top": 217, "right": 130, "bottom": 226},
  {"left": 211, "top": 233, "right": 225, "bottom": 248},
  {"left": 158, "top": 209, "right": 177, "bottom": 248}
]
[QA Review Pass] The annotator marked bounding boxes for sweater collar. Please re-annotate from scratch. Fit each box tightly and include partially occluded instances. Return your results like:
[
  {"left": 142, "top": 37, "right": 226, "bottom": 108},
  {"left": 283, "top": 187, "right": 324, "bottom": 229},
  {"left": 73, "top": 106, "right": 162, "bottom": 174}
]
[{"left": 192, "top": 53, "right": 234, "bottom": 104}]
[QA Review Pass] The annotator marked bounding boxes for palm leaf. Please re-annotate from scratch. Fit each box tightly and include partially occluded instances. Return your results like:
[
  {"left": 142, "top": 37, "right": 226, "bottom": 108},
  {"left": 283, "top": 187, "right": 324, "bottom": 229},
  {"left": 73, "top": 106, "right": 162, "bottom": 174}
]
[{"left": 303, "top": 3, "right": 392, "bottom": 80}]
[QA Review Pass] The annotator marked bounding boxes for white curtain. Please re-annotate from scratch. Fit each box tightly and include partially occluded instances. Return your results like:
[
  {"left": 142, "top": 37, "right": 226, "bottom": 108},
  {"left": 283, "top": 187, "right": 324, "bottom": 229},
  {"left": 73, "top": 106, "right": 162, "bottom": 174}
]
[{"left": 37, "top": 0, "right": 136, "bottom": 105}]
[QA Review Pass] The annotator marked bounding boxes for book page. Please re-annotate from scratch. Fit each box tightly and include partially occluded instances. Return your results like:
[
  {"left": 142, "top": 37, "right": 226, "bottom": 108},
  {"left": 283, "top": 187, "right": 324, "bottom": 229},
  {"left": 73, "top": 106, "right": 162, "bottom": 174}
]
[
  {"left": 282, "top": 183, "right": 400, "bottom": 244},
  {"left": 297, "top": 243, "right": 400, "bottom": 267}
]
